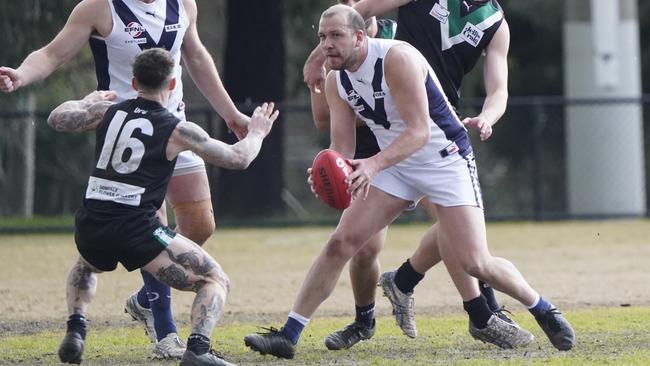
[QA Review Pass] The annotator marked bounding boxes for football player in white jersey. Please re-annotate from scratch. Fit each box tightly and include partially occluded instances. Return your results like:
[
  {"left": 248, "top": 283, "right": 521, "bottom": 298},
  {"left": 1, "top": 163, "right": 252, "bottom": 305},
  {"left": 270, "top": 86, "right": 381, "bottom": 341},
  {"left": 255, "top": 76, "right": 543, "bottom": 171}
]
[
  {"left": 0, "top": 0, "right": 248, "bottom": 359},
  {"left": 303, "top": 0, "right": 516, "bottom": 345},
  {"left": 307, "top": 0, "right": 397, "bottom": 351},
  {"left": 244, "top": 5, "right": 574, "bottom": 359}
]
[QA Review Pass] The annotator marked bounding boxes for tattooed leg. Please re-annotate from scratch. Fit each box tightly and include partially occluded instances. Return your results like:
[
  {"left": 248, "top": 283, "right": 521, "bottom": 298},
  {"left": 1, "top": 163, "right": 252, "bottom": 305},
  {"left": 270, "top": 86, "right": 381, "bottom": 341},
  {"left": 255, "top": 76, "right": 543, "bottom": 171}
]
[
  {"left": 189, "top": 279, "right": 227, "bottom": 338},
  {"left": 65, "top": 256, "right": 100, "bottom": 316},
  {"left": 142, "top": 234, "right": 230, "bottom": 338}
]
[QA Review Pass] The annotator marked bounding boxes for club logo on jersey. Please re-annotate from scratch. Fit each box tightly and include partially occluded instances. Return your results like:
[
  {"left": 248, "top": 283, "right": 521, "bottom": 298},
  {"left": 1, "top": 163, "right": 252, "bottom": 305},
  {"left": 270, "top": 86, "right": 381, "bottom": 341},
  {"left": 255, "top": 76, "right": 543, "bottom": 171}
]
[
  {"left": 373, "top": 91, "right": 386, "bottom": 99},
  {"left": 430, "top": 3, "right": 450, "bottom": 24},
  {"left": 460, "top": 22, "right": 484, "bottom": 47},
  {"left": 125, "top": 22, "right": 146, "bottom": 38}
]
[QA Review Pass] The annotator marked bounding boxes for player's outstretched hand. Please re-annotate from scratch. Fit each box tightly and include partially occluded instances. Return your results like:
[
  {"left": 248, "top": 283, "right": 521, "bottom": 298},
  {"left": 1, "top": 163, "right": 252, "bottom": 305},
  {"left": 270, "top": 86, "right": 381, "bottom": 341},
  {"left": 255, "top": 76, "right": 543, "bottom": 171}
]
[
  {"left": 249, "top": 102, "right": 279, "bottom": 138},
  {"left": 462, "top": 116, "right": 493, "bottom": 141},
  {"left": 0, "top": 67, "right": 22, "bottom": 93},
  {"left": 346, "top": 157, "right": 379, "bottom": 201}
]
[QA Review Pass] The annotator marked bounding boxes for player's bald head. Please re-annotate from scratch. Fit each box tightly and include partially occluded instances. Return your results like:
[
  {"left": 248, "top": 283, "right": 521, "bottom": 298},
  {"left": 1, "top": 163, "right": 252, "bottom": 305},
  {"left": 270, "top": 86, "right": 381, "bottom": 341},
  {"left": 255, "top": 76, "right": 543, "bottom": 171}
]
[{"left": 320, "top": 4, "right": 366, "bottom": 34}]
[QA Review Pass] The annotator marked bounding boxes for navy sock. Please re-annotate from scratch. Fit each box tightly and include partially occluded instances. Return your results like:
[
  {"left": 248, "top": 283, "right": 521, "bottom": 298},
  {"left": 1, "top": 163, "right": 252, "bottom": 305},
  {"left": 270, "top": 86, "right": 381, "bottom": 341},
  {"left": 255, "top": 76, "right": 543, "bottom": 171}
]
[
  {"left": 281, "top": 317, "right": 305, "bottom": 345},
  {"left": 479, "top": 281, "right": 501, "bottom": 312},
  {"left": 463, "top": 295, "right": 493, "bottom": 329},
  {"left": 529, "top": 296, "right": 553, "bottom": 317},
  {"left": 136, "top": 285, "right": 150, "bottom": 309},
  {"left": 394, "top": 259, "right": 424, "bottom": 294},
  {"left": 141, "top": 270, "right": 177, "bottom": 341},
  {"left": 187, "top": 333, "right": 210, "bottom": 355},
  {"left": 66, "top": 314, "right": 87, "bottom": 340},
  {"left": 355, "top": 302, "right": 375, "bottom": 328}
]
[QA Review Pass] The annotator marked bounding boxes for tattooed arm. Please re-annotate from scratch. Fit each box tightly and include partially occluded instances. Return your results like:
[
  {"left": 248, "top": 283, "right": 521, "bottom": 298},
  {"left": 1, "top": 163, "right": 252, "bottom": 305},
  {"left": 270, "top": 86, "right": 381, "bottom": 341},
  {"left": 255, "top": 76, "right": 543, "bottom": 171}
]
[
  {"left": 167, "top": 102, "right": 279, "bottom": 170},
  {"left": 47, "top": 90, "right": 117, "bottom": 132}
]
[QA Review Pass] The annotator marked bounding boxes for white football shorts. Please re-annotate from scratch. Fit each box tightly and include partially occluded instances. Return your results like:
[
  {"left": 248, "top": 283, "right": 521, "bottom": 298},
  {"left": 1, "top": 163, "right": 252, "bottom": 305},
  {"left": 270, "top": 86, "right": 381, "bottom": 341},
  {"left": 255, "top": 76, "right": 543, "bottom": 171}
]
[
  {"left": 371, "top": 152, "right": 483, "bottom": 209},
  {"left": 173, "top": 150, "right": 206, "bottom": 177}
]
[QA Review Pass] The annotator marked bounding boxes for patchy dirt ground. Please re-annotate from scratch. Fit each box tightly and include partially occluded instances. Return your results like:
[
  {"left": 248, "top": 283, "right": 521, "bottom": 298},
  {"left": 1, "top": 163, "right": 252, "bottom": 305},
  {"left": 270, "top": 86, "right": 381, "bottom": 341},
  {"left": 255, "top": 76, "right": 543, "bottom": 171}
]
[{"left": 0, "top": 219, "right": 648, "bottom": 336}]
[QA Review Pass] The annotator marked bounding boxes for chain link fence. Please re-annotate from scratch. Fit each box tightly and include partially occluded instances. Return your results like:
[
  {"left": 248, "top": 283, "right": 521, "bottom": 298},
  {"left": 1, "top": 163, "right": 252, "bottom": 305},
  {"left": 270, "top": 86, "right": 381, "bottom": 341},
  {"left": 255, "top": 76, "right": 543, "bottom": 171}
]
[{"left": 1, "top": 96, "right": 648, "bottom": 226}]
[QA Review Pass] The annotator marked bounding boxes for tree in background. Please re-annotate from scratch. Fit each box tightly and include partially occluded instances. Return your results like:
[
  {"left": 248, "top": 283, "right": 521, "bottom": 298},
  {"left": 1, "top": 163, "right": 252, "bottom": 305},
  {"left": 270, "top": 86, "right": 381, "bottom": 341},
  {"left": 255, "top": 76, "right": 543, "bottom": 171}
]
[
  {"left": 0, "top": 1, "right": 96, "bottom": 216},
  {"left": 217, "top": 0, "right": 286, "bottom": 217}
]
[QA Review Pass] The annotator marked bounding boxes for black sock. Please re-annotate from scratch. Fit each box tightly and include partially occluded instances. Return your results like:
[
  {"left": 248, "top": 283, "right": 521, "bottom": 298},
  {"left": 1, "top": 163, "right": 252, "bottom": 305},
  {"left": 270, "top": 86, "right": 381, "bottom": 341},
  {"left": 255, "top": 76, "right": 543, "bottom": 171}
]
[
  {"left": 463, "top": 295, "right": 493, "bottom": 329},
  {"left": 355, "top": 302, "right": 375, "bottom": 328},
  {"left": 187, "top": 333, "right": 210, "bottom": 356},
  {"left": 479, "top": 281, "right": 501, "bottom": 312},
  {"left": 66, "top": 314, "right": 87, "bottom": 340},
  {"left": 394, "top": 259, "right": 424, "bottom": 294}
]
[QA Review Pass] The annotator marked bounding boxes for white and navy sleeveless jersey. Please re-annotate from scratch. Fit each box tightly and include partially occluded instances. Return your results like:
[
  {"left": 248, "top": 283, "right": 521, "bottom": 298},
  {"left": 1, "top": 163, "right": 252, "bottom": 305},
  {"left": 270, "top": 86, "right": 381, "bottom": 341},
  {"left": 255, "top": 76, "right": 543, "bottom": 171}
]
[
  {"left": 84, "top": 98, "right": 181, "bottom": 216},
  {"left": 89, "top": 0, "right": 189, "bottom": 120},
  {"left": 335, "top": 38, "right": 471, "bottom": 168},
  {"left": 396, "top": 0, "right": 504, "bottom": 106}
]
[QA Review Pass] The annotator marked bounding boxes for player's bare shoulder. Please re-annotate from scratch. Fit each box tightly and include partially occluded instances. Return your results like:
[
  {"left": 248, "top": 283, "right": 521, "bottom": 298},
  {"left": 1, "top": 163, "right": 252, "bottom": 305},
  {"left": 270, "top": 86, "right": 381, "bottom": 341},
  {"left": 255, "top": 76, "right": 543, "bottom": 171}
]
[
  {"left": 182, "top": 0, "right": 198, "bottom": 20},
  {"left": 72, "top": 0, "right": 113, "bottom": 37},
  {"left": 385, "top": 43, "right": 427, "bottom": 80}
]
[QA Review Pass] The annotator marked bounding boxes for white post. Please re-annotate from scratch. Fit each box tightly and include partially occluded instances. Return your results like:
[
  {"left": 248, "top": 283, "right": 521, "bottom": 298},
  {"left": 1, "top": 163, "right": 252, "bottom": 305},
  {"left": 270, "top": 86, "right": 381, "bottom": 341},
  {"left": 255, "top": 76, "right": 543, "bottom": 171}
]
[{"left": 564, "top": 0, "right": 645, "bottom": 216}]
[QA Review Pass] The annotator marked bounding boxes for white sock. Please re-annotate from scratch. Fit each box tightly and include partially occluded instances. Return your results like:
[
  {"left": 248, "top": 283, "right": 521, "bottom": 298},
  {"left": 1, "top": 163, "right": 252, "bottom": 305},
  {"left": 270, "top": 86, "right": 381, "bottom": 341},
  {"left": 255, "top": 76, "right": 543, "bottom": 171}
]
[
  {"left": 526, "top": 293, "right": 541, "bottom": 309},
  {"left": 288, "top": 310, "right": 310, "bottom": 326}
]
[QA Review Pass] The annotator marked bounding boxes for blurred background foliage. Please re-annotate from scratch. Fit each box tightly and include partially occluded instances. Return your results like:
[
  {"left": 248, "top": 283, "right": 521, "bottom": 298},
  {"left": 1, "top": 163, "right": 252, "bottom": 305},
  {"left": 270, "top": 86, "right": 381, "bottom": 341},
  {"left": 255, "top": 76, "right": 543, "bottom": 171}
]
[{"left": 0, "top": 0, "right": 648, "bottom": 222}]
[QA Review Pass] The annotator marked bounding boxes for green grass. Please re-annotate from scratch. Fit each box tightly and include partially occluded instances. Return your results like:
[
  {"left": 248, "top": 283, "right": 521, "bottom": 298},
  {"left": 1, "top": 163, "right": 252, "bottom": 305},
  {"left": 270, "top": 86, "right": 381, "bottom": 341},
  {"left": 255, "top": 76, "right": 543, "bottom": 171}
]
[
  {"left": 0, "top": 215, "right": 74, "bottom": 228},
  {"left": 2, "top": 307, "right": 650, "bottom": 365}
]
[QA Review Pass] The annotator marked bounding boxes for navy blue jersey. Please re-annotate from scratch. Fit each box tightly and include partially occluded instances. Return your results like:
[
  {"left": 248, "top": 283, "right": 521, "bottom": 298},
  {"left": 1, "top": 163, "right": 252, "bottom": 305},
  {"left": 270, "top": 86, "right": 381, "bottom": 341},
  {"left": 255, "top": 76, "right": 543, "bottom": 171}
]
[
  {"left": 83, "top": 97, "right": 180, "bottom": 216},
  {"left": 396, "top": 0, "right": 504, "bottom": 107}
]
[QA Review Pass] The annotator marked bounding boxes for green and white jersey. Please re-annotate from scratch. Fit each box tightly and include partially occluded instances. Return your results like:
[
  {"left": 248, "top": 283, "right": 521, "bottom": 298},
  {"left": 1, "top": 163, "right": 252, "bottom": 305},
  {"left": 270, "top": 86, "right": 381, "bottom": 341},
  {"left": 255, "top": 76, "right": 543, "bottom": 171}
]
[
  {"left": 395, "top": 0, "right": 504, "bottom": 107},
  {"left": 376, "top": 18, "right": 397, "bottom": 40}
]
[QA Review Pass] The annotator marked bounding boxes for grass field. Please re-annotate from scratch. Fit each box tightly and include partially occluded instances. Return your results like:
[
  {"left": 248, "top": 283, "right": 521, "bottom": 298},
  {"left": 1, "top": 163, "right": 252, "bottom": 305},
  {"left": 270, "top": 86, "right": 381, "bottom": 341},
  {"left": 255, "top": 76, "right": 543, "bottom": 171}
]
[{"left": 1, "top": 220, "right": 649, "bottom": 365}]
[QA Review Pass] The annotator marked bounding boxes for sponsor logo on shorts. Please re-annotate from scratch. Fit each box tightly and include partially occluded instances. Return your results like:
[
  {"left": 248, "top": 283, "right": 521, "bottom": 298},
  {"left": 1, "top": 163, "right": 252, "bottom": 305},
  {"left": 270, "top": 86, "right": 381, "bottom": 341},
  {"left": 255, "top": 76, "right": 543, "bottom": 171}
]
[
  {"left": 445, "top": 142, "right": 459, "bottom": 156},
  {"left": 153, "top": 226, "right": 176, "bottom": 247}
]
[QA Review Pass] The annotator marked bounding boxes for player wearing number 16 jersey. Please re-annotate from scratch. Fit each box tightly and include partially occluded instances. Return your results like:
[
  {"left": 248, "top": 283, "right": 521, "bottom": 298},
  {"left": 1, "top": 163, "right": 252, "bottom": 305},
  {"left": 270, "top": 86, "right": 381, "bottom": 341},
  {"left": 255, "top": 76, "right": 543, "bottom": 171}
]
[
  {"left": 50, "top": 48, "right": 278, "bottom": 366},
  {"left": 0, "top": 1, "right": 251, "bottom": 356},
  {"left": 76, "top": 96, "right": 184, "bottom": 271}
]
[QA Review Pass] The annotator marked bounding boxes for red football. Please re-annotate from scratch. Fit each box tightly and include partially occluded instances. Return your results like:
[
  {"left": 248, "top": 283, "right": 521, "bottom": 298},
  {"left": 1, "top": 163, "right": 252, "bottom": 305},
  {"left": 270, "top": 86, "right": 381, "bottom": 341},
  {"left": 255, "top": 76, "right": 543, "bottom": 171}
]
[{"left": 311, "top": 149, "right": 352, "bottom": 210}]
